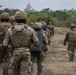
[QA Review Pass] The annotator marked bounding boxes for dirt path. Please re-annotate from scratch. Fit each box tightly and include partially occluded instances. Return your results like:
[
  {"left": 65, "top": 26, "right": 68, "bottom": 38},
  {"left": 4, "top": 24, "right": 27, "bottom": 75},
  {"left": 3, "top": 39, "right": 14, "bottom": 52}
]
[
  {"left": 43, "top": 27, "right": 76, "bottom": 75},
  {"left": 0, "top": 27, "right": 76, "bottom": 75}
]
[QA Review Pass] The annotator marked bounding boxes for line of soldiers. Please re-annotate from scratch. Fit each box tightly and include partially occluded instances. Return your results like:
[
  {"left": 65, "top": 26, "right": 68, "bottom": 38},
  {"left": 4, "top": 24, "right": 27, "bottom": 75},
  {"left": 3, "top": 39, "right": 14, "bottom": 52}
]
[
  {"left": 1, "top": 10, "right": 76, "bottom": 75},
  {"left": 0, "top": 10, "right": 54, "bottom": 75}
]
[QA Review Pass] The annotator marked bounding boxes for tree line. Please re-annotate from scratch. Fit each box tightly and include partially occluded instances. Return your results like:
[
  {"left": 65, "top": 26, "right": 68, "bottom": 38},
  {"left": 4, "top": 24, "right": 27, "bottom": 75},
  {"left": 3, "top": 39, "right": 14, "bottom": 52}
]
[{"left": 0, "top": 7, "right": 76, "bottom": 27}]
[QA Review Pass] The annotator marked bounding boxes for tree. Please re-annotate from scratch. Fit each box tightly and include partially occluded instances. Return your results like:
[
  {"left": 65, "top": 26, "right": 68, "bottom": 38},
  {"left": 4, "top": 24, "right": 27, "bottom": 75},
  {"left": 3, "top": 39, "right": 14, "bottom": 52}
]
[
  {"left": 25, "top": 3, "right": 34, "bottom": 12},
  {"left": 4, "top": 8, "right": 10, "bottom": 12}
]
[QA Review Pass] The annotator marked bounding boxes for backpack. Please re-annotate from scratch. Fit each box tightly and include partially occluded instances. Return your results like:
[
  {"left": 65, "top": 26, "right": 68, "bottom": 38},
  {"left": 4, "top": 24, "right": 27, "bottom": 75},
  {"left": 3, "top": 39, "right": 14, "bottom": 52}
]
[{"left": 35, "top": 31, "right": 44, "bottom": 51}]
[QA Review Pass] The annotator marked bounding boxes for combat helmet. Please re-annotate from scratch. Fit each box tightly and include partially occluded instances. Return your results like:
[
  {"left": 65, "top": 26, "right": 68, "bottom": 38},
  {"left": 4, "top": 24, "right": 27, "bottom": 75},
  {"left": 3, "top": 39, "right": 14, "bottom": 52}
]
[
  {"left": 39, "top": 21, "right": 47, "bottom": 26},
  {"left": 34, "top": 22, "right": 42, "bottom": 29},
  {"left": 1, "top": 12, "right": 10, "bottom": 19},
  {"left": 70, "top": 23, "right": 76, "bottom": 28},
  {"left": 15, "top": 10, "right": 27, "bottom": 20},
  {"left": 10, "top": 16, "right": 15, "bottom": 21},
  {"left": 30, "top": 22, "right": 34, "bottom": 28},
  {"left": 49, "top": 21, "right": 52, "bottom": 24}
]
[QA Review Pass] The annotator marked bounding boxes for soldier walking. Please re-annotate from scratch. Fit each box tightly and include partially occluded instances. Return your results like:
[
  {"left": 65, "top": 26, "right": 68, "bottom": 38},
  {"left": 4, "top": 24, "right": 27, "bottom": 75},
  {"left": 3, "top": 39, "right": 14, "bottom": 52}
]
[
  {"left": 0, "top": 12, "right": 11, "bottom": 75},
  {"left": 47, "top": 22, "right": 54, "bottom": 45},
  {"left": 3, "top": 10, "right": 39, "bottom": 75},
  {"left": 10, "top": 16, "right": 16, "bottom": 26},
  {"left": 63, "top": 23, "right": 76, "bottom": 61},
  {"left": 30, "top": 22, "right": 48, "bottom": 75}
]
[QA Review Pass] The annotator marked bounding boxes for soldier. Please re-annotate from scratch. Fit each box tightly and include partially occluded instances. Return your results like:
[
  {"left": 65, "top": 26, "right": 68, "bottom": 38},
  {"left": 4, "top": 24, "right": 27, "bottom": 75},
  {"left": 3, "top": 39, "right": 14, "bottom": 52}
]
[
  {"left": 30, "top": 22, "right": 34, "bottom": 28},
  {"left": 40, "top": 21, "right": 50, "bottom": 45},
  {"left": 63, "top": 23, "right": 76, "bottom": 61},
  {"left": 47, "top": 22, "right": 54, "bottom": 37},
  {"left": 3, "top": 10, "right": 39, "bottom": 75},
  {"left": 30, "top": 22, "right": 48, "bottom": 75},
  {"left": 0, "top": 12, "right": 11, "bottom": 75},
  {"left": 47, "top": 22, "right": 54, "bottom": 45},
  {"left": 10, "top": 16, "right": 16, "bottom": 26}
]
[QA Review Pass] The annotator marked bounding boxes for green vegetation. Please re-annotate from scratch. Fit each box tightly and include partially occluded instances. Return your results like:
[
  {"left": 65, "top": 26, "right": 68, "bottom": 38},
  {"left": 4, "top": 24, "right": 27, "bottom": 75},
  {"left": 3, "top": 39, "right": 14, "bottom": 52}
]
[{"left": 0, "top": 4, "right": 76, "bottom": 27}]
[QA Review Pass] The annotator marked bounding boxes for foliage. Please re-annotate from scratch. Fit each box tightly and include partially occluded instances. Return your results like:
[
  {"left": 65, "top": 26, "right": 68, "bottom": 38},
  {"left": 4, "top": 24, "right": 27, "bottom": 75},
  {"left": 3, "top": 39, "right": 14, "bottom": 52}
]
[
  {"left": 27, "top": 13, "right": 38, "bottom": 24},
  {"left": 0, "top": 7, "right": 76, "bottom": 27}
]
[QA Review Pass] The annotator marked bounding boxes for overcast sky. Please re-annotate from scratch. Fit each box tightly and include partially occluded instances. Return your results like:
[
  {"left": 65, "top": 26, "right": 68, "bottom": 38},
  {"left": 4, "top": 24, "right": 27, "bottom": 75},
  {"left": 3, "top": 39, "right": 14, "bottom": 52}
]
[{"left": 0, "top": 0, "right": 76, "bottom": 11}]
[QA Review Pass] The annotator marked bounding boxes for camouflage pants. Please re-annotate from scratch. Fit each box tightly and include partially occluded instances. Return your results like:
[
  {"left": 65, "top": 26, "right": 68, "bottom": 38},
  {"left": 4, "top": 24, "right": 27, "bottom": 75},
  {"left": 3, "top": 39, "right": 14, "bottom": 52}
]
[
  {"left": 31, "top": 51, "right": 44, "bottom": 75},
  {"left": 0, "top": 46, "right": 4, "bottom": 63},
  {"left": 2, "top": 57, "right": 10, "bottom": 75},
  {"left": 2, "top": 45, "right": 13, "bottom": 75},
  {"left": 48, "top": 36, "right": 52, "bottom": 45},
  {"left": 68, "top": 42, "right": 76, "bottom": 61},
  {"left": 8, "top": 50, "right": 31, "bottom": 75}
]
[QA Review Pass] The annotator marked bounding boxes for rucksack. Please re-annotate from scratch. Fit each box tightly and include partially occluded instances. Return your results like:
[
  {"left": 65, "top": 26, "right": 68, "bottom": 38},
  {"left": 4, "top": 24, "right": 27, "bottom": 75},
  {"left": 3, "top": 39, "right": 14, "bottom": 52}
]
[{"left": 35, "top": 31, "right": 44, "bottom": 51}]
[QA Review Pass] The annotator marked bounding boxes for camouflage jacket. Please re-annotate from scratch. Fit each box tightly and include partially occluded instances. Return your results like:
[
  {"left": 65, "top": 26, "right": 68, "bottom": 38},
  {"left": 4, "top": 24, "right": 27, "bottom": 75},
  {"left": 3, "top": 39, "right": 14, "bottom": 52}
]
[
  {"left": 3, "top": 23, "right": 39, "bottom": 52},
  {"left": 0, "top": 22, "right": 11, "bottom": 44},
  {"left": 64, "top": 29, "right": 76, "bottom": 44},
  {"left": 47, "top": 25, "right": 54, "bottom": 36}
]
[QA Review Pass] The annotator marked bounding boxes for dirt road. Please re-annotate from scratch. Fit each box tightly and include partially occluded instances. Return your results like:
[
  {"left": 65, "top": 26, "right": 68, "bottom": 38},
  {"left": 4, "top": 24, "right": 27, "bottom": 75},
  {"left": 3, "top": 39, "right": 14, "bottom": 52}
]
[
  {"left": 0, "top": 27, "right": 76, "bottom": 75},
  {"left": 43, "top": 27, "right": 76, "bottom": 75}
]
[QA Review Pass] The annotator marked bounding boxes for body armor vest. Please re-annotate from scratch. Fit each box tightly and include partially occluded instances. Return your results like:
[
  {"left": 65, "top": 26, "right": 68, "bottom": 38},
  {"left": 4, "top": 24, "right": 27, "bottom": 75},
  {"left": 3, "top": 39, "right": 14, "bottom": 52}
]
[
  {"left": 68, "top": 31, "right": 76, "bottom": 42},
  {"left": 10, "top": 27, "right": 32, "bottom": 48}
]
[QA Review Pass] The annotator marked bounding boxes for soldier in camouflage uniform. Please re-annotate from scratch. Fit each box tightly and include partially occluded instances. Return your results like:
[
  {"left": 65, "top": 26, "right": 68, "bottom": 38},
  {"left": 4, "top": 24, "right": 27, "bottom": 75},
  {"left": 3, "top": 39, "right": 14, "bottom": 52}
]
[
  {"left": 63, "top": 23, "right": 76, "bottom": 61},
  {"left": 30, "top": 22, "right": 34, "bottom": 28},
  {"left": 3, "top": 10, "right": 39, "bottom": 75},
  {"left": 10, "top": 16, "right": 16, "bottom": 26},
  {"left": 0, "top": 12, "right": 11, "bottom": 75},
  {"left": 39, "top": 21, "right": 50, "bottom": 45},
  {"left": 0, "top": 12, "right": 11, "bottom": 62},
  {"left": 47, "top": 22, "right": 54, "bottom": 45},
  {"left": 30, "top": 22, "right": 48, "bottom": 75}
]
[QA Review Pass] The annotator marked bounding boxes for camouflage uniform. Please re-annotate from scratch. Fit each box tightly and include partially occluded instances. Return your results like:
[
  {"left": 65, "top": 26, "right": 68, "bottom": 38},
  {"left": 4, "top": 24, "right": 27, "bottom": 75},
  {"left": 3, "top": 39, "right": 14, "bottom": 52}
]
[
  {"left": 31, "top": 22, "right": 48, "bottom": 75},
  {"left": 64, "top": 23, "right": 76, "bottom": 61},
  {"left": 0, "top": 12, "right": 11, "bottom": 75},
  {"left": 47, "top": 22, "right": 54, "bottom": 45},
  {"left": 47, "top": 22, "right": 54, "bottom": 37},
  {"left": 3, "top": 11, "right": 39, "bottom": 75},
  {"left": 10, "top": 16, "right": 16, "bottom": 26},
  {"left": 40, "top": 21, "right": 50, "bottom": 45},
  {"left": 30, "top": 22, "right": 34, "bottom": 28}
]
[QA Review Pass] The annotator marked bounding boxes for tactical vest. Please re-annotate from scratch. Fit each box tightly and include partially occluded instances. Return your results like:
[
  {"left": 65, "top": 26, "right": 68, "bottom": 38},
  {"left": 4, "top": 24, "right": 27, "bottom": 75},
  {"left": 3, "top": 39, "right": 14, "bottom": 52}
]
[
  {"left": 68, "top": 31, "right": 76, "bottom": 42},
  {"left": 36, "top": 31, "right": 44, "bottom": 51},
  {"left": 0, "top": 22, "right": 11, "bottom": 44},
  {"left": 10, "top": 27, "right": 32, "bottom": 48}
]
